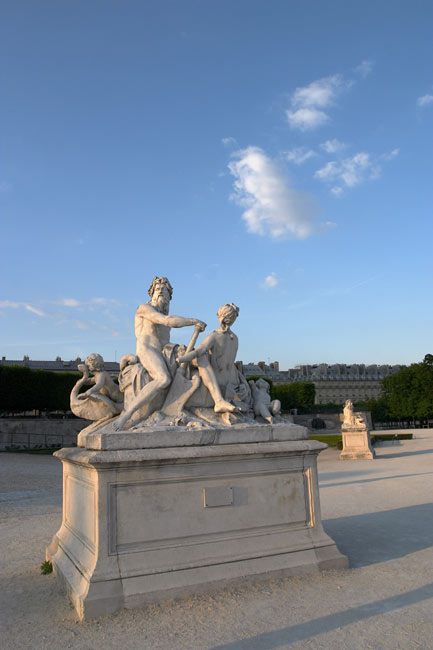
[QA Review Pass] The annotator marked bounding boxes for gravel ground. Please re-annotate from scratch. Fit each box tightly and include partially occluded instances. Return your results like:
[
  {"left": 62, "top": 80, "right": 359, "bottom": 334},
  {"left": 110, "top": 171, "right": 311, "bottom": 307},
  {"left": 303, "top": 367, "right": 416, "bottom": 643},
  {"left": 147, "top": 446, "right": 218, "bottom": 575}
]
[{"left": 1, "top": 431, "right": 433, "bottom": 650}]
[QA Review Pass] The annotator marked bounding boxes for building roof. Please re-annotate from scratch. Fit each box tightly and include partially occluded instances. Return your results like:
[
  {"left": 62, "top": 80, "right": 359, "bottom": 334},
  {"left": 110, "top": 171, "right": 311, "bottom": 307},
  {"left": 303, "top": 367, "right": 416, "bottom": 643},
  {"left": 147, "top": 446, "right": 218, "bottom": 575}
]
[{"left": 0, "top": 359, "right": 120, "bottom": 373}]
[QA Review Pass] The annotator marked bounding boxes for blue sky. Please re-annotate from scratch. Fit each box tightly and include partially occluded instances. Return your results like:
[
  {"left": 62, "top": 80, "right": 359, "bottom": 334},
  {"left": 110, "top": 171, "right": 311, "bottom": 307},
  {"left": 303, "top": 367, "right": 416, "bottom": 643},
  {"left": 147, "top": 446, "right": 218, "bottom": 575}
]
[{"left": 1, "top": 0, "right": 432, "bottom": 368}]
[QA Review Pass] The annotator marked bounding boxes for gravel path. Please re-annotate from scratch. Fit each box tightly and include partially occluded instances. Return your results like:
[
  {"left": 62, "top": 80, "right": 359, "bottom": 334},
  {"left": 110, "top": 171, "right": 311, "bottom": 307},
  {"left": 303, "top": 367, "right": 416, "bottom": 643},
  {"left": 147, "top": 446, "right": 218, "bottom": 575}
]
[{"left": 1, "top": 431, "right": 433, "bottom": 650}]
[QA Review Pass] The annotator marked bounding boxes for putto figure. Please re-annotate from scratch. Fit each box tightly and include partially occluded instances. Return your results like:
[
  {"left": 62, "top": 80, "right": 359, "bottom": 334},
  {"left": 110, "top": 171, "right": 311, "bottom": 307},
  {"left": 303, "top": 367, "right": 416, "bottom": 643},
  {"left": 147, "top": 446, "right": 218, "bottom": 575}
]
[
  {"left": 249, "top": 378, "right": 281, "bottom": 424},
  {"left": 70, "top": 353, "right": 123, "bottom": 421},
  {"left": 78, "top": 354, "right": 123, "bottom": 405}
]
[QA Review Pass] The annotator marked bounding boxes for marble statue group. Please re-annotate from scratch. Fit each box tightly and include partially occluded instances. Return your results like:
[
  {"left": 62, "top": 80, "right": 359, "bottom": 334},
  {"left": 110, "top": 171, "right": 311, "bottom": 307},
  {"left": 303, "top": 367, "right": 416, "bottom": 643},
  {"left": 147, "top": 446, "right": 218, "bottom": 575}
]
[
  {"left": 50, "top": 276, "right": 348, "bottom": 621},
  {"left": 71, "top": 276, "right": 281, "bottom": 432}
]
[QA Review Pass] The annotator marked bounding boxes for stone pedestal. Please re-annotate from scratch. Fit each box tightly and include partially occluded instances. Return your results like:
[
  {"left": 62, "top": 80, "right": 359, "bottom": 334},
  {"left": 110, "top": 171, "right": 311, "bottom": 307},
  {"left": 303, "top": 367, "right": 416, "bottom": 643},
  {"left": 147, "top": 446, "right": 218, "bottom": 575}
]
[
  {"left": 340, "top": 425, "right": 376, "bottom": 460},
  {"left": 47, "top": 424, "right": 348, "bottom": 619}
]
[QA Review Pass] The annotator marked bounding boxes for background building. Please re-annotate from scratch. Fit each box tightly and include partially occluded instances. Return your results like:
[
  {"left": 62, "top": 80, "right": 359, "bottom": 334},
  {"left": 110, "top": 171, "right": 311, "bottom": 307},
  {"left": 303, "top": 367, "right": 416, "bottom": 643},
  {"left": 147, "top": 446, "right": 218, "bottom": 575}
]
[
  {"left": 240, "top": 361, "right": 401, "bottom": 404},
  {"left": 1, "top": 356, "right": 401, "bottom": 405},
  {"left": 0, "top": 356, "right": 120, "bottom": 375}
]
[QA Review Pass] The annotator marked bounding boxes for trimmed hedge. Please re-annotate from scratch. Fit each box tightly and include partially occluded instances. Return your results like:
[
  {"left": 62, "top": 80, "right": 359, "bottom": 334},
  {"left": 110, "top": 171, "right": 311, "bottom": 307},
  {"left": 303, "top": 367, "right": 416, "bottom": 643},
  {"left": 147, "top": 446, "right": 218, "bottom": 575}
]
[
  {"left": 0, "top": 365, "right": 79, "bottom": 414},
  {"left": 371, "top": 433, "right": 413, "bottom": 443},
  {"left": 309, "top": 432, "right": 413, "bottom": 450}
]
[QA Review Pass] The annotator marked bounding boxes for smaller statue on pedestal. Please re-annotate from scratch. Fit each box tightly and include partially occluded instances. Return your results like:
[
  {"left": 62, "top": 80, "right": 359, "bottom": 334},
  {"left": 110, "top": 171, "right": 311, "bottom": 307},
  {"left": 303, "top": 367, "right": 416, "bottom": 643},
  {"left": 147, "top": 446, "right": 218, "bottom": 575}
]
[
  {"left": 341, "top": 399, "right": 374, "bottom": 460},
  {"left": 343, "top": 399, "right": 366, "bottom": 427}
]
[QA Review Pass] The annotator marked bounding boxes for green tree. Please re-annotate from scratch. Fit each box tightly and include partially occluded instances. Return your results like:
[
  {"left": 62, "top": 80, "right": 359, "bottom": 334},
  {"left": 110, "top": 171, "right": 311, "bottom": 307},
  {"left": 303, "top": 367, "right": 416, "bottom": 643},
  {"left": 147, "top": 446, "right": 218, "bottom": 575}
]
[
  {"left": 381, "top": 355, "right": 433, "bottom": 420},
  {"left": 272, "top": 382, "right": 315, "bottom": 411},
  {"left": 367, "top": 397, "right": 390, "bottom": 423}
]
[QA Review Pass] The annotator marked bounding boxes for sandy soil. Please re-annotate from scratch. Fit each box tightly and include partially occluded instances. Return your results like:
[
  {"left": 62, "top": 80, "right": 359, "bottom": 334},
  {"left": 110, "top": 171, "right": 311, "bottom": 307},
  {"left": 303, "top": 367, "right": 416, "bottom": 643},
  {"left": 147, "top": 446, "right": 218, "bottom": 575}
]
[{"left": 1, "top": 431, "right": 433, "bottom": 650}]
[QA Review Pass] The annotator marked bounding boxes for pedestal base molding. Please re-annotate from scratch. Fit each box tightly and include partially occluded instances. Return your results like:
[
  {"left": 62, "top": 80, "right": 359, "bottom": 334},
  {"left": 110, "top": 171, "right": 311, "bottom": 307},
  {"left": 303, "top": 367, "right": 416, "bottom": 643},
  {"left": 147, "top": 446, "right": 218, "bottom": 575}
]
[{"left": 47, "top": 429, "right": 348, "bottom": 619}]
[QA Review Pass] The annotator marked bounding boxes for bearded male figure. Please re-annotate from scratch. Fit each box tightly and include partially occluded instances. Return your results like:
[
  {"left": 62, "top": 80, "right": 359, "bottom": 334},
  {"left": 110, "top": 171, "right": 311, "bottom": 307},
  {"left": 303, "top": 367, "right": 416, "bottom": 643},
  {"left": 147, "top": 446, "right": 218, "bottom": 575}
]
[
  {"left": 114, "top": 277, "right": 234, "bottom": 430},
  {"left": 113, "top": 277, "right": 204, "bottom": 429}
]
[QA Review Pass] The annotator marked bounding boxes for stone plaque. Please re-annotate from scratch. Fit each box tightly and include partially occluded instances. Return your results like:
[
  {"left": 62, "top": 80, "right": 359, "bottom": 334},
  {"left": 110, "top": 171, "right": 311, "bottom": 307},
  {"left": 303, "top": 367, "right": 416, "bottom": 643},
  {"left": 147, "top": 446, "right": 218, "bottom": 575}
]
[{"left": 203, "top": 486, "right": 233, "bottom": 507}]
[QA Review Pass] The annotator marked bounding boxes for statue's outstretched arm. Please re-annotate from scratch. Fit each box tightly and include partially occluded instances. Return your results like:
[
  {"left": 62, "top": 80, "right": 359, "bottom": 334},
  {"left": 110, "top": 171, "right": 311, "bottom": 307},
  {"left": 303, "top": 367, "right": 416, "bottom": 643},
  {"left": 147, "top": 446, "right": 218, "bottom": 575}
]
[
  {"left": 178, "top": 333, "right": 215, "bottom": 364},
  {"left": 136, "top": 304, "right": 206, "bottom": 330}
]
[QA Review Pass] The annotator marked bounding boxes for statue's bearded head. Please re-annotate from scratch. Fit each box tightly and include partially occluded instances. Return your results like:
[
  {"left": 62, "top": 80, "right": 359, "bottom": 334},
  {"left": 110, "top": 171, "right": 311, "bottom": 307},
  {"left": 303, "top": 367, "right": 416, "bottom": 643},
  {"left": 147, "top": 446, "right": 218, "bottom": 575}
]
[{"left": 148, "top": 277, "right": 173, "bottom": 314}]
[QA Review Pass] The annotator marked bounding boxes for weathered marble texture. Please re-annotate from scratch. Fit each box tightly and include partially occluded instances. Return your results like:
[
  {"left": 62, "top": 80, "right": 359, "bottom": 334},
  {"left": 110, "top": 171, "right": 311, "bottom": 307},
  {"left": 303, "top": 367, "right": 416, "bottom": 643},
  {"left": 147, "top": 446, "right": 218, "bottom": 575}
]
[
  {"left": 73, "top": 281, "right": 266, "bottom": 432},
  {"left": 249, "top": 378, "right": 281, "bottom": 424},
  {"left": 47, "top": 426, "right": 348, "bottom": 619},
  {"left": 54, "top": 278, "right": 348, "bottom": 618},
  {"left": 340, "top": 425, "right": 376, "bottom": 460},
  {"left": 70, "top": 355, "right": 123, "bottom": 421}
]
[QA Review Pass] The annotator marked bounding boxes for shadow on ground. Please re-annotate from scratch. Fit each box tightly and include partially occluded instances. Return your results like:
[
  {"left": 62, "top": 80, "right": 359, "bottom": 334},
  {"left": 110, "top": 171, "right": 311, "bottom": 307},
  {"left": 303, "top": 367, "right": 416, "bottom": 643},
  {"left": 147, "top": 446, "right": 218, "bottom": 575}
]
[
  {"left": 375, "top": 448, "right": 433, "bottom": 459},
  {"left": 209, "top": 582, "right": 433, "bottom": 650},
  {"left": 319, "top": 469, "right": 376, "bottom": 482},
  {"left": 323, "top": 503, "right": 433, "bottom": 568},
  {"left": 319, "top": 471, "right": 433, "bottom": 489}
]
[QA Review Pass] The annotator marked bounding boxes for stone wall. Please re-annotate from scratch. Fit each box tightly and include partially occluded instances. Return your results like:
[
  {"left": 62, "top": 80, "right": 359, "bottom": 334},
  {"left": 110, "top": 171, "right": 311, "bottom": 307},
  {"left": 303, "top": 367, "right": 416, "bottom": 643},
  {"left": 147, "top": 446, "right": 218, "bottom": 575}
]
[
  {"left": 293, "top": 413, "right": 342, "bottom": 433},
  {"left": 293, "top": 411, "right": 373, "bottom": 433},
  {"left": 0, "top": 418, "right": 87, "bottom": 450}
]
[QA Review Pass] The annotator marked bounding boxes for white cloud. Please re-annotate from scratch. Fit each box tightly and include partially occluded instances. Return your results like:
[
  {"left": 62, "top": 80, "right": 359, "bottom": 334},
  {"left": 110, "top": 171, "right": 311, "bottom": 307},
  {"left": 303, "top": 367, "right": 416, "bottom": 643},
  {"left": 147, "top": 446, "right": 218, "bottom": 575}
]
[
  {"left": 315, "top": 148, "right": 397, "bottom": 194},
  {"left": 287, "top": 74, "right": 348, "bottom": 131},
  {"left": 91, "top": 297, "right": 116, "bottom": 305},
  {"left": 222, "top": 136, "right": 238, "bottom": 147},
  {"left": 60, "top": 298, "right": 81, "bottom": 307},
  {"left": 0, "top": 300, "right": 46, "bottom": 316},
  {"left": 355, "top": 59, "right": 375, "bottom": 78},
  {"left": 75, "top": 321, "right": 90, "bottom": 330},
  {"left": 96, "top": 322, "right": 121, "bottom": 337},
  {"left": 286, "top": 147, "right": 316, "bottom": 165},
  {"left": 228, "top": 146, "right": 317, "bottom": 240},
  {"left": 315, "top": 161, "right": 339, "bottom": 182},
  {"left": 69, "top": 319, "right": 119, "bottom": 336},
  {"left": 292, "top": 74, "right": 343, "bottom": 108},
  {"left": 320, "top": 139, "right": 346, "bottom": 154},
  {"left": 55, "top": 297, "right": 117, "bottom": 308},
  {"left": 417, "top": 94, "right": 433, "bottom": 108},
  {"left": 25, "top": 305, "right": 47, "bottom": 317},
  {"left": 286, "top": 107, "right": 328, "bottom": 131},
  {"left": 261, "top": 273, "right": 278, "bottom": 289},
  {"left": 315, "top": 152, "right": 372, "bottom": 188},
  {"left": 0, "top": 300, "right": 20, "bottom": 309},
  {"left": 380, "top": 148, "right": 400, "bottom": 161}
]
